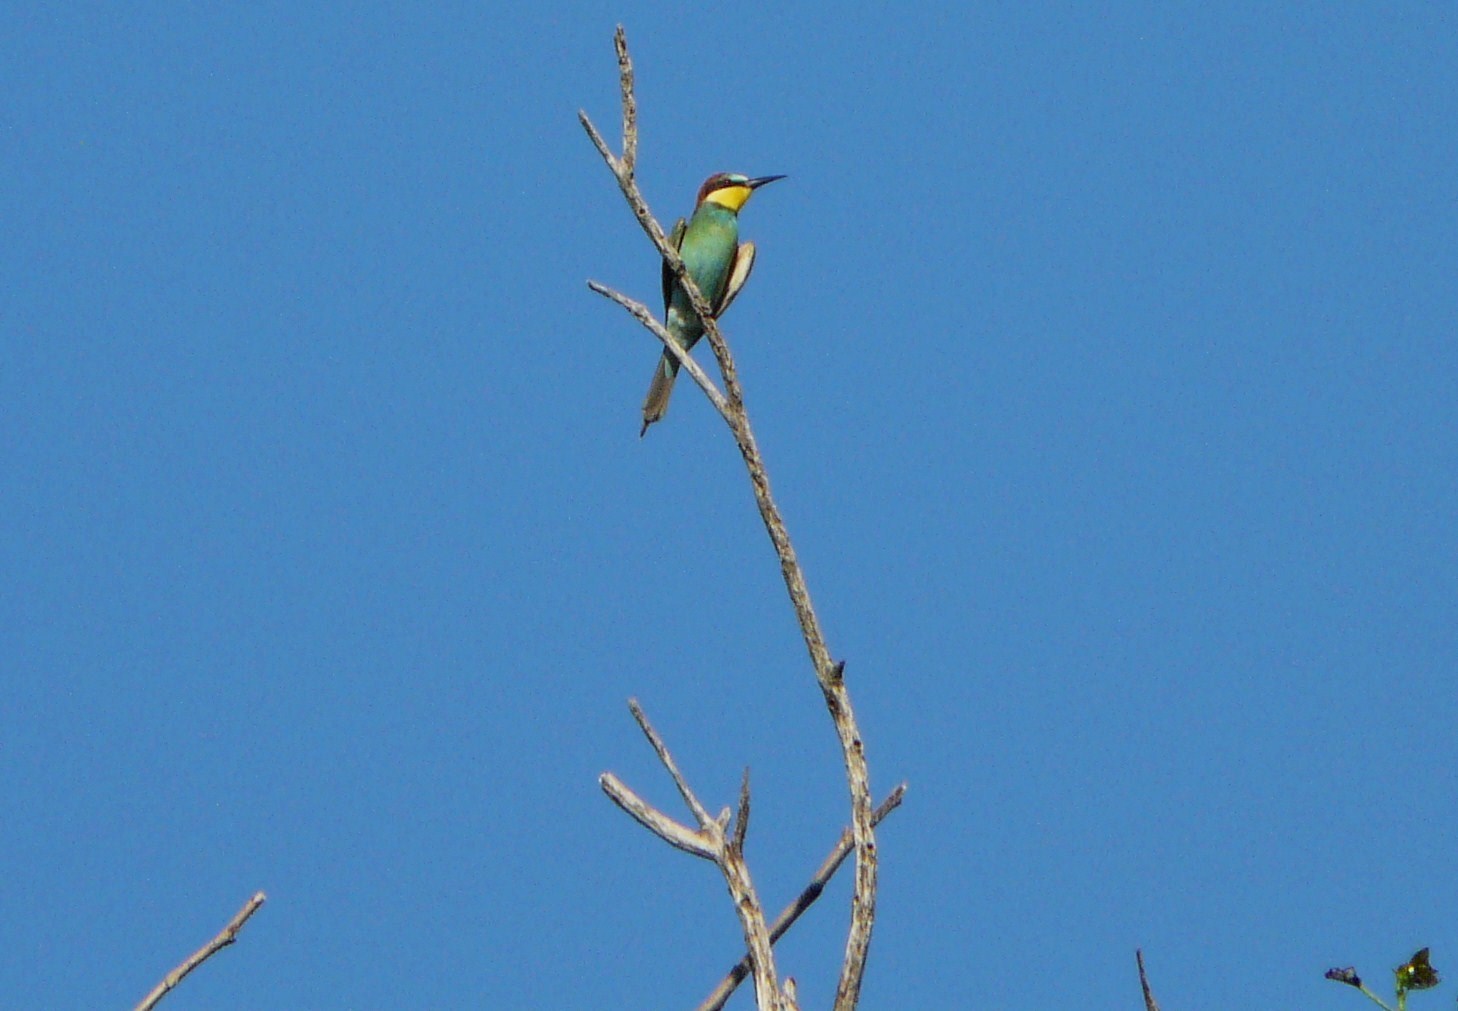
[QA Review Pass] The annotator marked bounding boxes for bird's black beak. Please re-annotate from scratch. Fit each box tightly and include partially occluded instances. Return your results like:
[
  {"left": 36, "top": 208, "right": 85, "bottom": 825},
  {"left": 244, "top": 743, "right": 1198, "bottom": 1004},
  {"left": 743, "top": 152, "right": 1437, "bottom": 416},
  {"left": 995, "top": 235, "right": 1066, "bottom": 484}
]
[{"left": 748, "top": 174, "right": 787, "bottom": 190}]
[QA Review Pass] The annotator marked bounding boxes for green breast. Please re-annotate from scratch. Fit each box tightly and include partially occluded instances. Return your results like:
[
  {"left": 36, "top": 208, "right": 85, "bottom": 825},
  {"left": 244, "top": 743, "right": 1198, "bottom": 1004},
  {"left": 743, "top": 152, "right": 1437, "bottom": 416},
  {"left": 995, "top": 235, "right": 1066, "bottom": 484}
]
[{"left": 678, "top": 204, "right": 740, "bottom": 313}]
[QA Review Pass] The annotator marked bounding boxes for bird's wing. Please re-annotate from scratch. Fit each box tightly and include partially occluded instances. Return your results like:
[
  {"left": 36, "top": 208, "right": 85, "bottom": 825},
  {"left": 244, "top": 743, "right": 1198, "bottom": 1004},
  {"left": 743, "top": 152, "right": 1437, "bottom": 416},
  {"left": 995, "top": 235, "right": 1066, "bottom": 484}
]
[
  {"left": 660, "top": 217, "right": 687, "bottom": 316},
  {"left": 714, "top": 241, "right": 757, "bottom": 317}
]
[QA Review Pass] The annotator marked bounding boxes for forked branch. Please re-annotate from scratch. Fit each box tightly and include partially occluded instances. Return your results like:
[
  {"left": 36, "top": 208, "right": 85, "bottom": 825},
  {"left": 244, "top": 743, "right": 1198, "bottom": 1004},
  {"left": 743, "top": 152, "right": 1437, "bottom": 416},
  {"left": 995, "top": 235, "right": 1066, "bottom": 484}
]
[
  {"left": 583, "top": 25, "right": 883, "bottom": 1010},
  {"left": 698, "top": 784, "right": 907, "bottom": 1011},
  {"left": 603, "top": 699, "right": 784, "bottom": 1009}
]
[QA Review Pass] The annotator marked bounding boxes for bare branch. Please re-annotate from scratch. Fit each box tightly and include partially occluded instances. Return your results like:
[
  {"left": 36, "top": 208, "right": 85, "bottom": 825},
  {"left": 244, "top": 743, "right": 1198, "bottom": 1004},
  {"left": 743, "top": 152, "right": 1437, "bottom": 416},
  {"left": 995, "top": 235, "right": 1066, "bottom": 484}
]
[
  {"left": 698, "top": 785, "right": 907, "bottom": 1011},
  {"left": 578, "top": 90, "right": 675, "bottom": 277},
  {"left": 577, "top": 110, "right": 620, "bottom": 176},
  {"left": 134, "top": 892, "right": 266, "bottom": 1011},
  {"left": 614, "top": 26, "right": 636, "bottom": 175},
  {"left": 1136, "top": 949, "right": 1161, "bottom": 1011},
  {"left": 576, "top": 27, "right": 638, "bottom": 180},
  {"left": 732, "top": 768, "right": 751, "bottom": 854},
  {"left": 628, "top": 697, "right": 715, "bottom": 829},
  {"left": 718, "top": 832, "right": 782, "bottom": 1011},
  {"left": 600, "top": 772, "right": 716, "bottom": 859},
  {"left": 583, "top": 35, "right": 882, "bottom": 1005},
  {"left": 608, "top": 698, "right": 784, "bottom": 1009},
  {"left": 585, "top": 281, "right": 729, "bottom": 418},
  {"left": 586, "top": 28, "right": 890, "bottom": 1009}
]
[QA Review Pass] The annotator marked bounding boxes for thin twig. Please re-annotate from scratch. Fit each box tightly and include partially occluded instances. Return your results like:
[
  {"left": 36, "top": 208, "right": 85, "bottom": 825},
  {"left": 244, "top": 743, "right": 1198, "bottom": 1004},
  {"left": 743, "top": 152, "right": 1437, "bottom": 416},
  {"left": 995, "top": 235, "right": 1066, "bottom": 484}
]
[
  {"left": 134, "top": 892, "right": 266, "bottom": 1011},
  {"left": 578, "top": 110, "right": 619, "bottom": 175},
  {"left": 614, "top": 26, "right": 636, "bottom": 176},
  {"left": 1136, "top": 949, "right": 1161, "bottom": 1011},
  {"left": 698, "top": 785, "right": 906, "bottom": 1011},
  {"left": 732, "top": 768, "right": 751, "bottom": 854},
  {"left": 585, "top": 281, "right": 729, "bottom": 418},
  {"left": 600, "top": 772, "right": 716, "bottom": 859},
  {"left": 628, "top": 697, "right": 714, "bottom": 829}
]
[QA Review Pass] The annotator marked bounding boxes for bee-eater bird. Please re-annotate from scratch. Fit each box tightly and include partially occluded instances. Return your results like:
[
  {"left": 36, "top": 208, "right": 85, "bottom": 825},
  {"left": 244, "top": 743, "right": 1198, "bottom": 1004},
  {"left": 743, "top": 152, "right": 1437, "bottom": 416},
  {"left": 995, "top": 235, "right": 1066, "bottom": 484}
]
[{"left": 640, "top": 172, "right": 785, "bottom": 436}]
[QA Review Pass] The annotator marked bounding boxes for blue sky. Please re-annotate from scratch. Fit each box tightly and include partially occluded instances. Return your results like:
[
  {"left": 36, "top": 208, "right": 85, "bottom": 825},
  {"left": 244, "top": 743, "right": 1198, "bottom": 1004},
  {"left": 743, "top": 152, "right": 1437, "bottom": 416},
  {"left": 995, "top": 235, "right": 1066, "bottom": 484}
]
[{"left": 3, "top": 4, "right": 1455, "bottom": 1008}]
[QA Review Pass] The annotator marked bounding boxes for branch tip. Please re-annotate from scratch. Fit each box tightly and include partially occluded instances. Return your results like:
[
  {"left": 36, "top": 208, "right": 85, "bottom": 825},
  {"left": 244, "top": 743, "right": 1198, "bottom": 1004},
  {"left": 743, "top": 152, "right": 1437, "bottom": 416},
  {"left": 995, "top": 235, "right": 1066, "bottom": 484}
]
[
  {"left": 732, "top": 768, "right": 751, "bottom": 852},
  {"left": 133, "top": 892, "right": 267, "bottom": 1011}
]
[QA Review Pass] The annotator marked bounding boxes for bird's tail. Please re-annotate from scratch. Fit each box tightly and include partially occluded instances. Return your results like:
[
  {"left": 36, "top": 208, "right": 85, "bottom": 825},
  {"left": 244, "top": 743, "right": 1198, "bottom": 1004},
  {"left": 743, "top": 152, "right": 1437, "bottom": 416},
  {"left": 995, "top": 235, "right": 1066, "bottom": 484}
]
[{"left": 640, "top": 350, "right": 680, "bottom": 436}]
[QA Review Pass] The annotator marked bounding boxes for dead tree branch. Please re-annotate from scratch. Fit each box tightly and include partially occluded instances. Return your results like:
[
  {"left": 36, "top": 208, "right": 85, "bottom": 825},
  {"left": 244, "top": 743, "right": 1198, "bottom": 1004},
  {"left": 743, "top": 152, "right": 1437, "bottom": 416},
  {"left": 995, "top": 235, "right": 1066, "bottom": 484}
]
[
  {"left": 602, "top": 699, "right": 784, "bottom": 1009},
  {"left": 583, "top": 24, "right": 885, "bottom": 1010},
  {"left": 1137, "top": 949, "right": 1162, "bottom": 1011},
  {"left": 134, "top": 891, "right": 266, "bottom": 1011},
  {"left": 698, "top": 784, "right": 907, "bottom": 1011}
]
